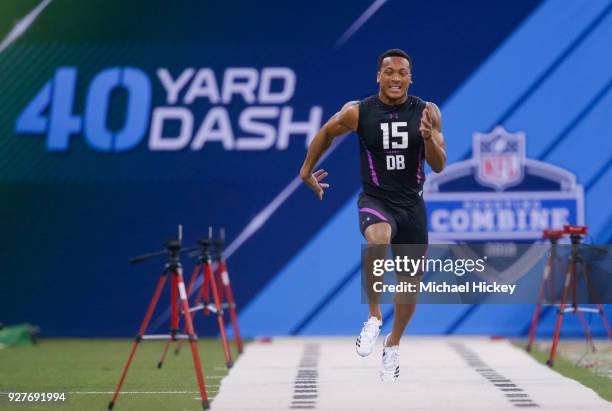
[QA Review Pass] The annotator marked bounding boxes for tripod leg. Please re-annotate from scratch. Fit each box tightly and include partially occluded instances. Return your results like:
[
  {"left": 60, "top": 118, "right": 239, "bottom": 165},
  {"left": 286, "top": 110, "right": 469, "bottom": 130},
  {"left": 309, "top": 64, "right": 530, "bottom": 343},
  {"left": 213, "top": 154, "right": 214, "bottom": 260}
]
[
  {"left": 527, "top": 257, "right": 552, "bottom": 352},
  {"left": 216, "top": 265, "right": 224, "bottom": 302},
  {"left": 547, "top": 262, "right": 573, "bottom": 367},
  {"left": 171, "top": 273, "right": 179, "bottom": 332},
  {"left": 220, "top": 261, "right": 244, "bottom": 354},
  {"left": 571, "top": 262, "right": 578, "bottom": 312},
  {"left": 581, "top": 263, "right": 612, "bottom": 341},
  {"left": 202, "top": 268, "right": 210, "bottom": 315},
  {"left": 597, "top": 304, "right": 612, "bottom": 341},
  {"left": 158, "top": 339, "right": 173, "bottom": 368},
  {"left": 174, "top": 337, "right": 185, "bottom": 356},
  {"left": 549, "top": 256, "right": 556, "bottom": 302},
  {"left": 191, "top": 275, "right": 204, "bottom": 315},
  {"left": 158, "top": 273, "right": 179, "bottom": 369},
  {"left": 175, "top": 269, "right": 210, "bottom": 410},
  {"left": 109, "top": 273, "right": 168, "bottom": 410},
  {"left": 526, "top": 304, "right": 542, "bottom": 352},
  {"left": 186, "top": 263, "right": 201, "bottom": 295},
  {"left": 177, "top": 264, "right": 204, "bottom": 356},
  {"left": 576, "top": 311, "right": 597, "bottom": 353},
  {"left": 205, "top": 261, "right": 233, "bottom": 368}
]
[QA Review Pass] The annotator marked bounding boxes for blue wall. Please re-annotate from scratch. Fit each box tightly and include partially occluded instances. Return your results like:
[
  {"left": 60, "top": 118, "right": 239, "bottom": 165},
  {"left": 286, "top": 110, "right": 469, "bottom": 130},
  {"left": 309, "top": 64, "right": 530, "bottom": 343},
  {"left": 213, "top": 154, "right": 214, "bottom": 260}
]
[{"left": 1, "top": 0, "right": 610, "bottom": 337}]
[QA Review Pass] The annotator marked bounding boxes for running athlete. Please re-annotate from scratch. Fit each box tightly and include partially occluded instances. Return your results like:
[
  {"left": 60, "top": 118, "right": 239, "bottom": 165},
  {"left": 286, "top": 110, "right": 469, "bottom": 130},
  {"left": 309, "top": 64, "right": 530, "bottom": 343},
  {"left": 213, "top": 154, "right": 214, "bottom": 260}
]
[{"left": 299, "top": 49, "right": 446, "bottom": 381}]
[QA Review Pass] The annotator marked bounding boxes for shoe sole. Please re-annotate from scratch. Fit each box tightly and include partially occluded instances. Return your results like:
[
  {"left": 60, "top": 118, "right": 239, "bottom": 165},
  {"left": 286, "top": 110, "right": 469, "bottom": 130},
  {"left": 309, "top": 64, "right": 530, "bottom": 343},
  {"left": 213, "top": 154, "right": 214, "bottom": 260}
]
[{"left": 356, "top": 347, "right": 372, "bottom": 357}]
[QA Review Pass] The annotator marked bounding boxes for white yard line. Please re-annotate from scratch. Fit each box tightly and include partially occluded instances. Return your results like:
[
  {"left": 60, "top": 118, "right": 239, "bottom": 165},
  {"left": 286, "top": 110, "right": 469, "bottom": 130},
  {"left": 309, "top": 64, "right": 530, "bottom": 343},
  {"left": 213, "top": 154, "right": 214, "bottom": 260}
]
[{"left": 211, "top": 337, "right": 612, "bottom": 410}]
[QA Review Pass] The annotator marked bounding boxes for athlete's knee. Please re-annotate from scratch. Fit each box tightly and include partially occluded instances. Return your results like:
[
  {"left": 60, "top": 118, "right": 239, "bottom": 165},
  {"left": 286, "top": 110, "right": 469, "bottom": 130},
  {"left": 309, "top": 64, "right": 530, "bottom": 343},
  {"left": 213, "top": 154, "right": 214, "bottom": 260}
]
[{"left": 365, "top": 223, "right": 392, "bottom": 244}]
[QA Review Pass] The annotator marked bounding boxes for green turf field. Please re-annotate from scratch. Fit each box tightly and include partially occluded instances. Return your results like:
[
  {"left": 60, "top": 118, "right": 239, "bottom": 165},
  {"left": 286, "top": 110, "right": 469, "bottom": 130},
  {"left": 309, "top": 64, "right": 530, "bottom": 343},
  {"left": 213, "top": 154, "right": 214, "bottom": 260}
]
[
  {"left": 0, "top": 338, "right": 240, "bottom": 410},
  {"left": 518, "top": 340, "right": 612, "bottom": 402}
]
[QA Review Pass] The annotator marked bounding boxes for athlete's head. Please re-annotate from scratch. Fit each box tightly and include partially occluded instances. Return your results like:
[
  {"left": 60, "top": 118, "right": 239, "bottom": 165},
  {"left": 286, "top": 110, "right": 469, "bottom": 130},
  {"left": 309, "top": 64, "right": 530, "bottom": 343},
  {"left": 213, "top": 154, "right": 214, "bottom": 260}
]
[{"left": 377, "top": 48, "right": 412, "bottom": 104}]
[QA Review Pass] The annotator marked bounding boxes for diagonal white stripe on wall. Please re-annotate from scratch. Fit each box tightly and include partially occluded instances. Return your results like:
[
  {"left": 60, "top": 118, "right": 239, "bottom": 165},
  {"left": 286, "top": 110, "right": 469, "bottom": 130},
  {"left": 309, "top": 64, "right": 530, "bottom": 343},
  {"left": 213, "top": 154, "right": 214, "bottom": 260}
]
[{"left": 0, "top": 0, "right": 53, "bottom": 54}]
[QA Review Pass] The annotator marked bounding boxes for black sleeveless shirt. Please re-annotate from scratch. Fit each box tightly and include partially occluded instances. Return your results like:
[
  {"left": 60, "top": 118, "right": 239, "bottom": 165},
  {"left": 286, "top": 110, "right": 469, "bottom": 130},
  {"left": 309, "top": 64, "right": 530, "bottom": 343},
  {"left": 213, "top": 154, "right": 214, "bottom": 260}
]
[{"left": 357, "top": 94, "right": 427, "bottom": 206}]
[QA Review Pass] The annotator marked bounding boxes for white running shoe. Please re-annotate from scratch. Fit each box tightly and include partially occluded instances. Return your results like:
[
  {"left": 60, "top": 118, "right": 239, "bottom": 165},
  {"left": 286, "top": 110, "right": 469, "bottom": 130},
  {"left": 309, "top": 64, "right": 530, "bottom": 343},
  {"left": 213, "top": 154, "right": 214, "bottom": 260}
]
[
  {"left": 355, "top": 316, "right": 382, "bottom": 357},
  {"left": 380, "top": 334, "right": 400, "bottom": 382}
]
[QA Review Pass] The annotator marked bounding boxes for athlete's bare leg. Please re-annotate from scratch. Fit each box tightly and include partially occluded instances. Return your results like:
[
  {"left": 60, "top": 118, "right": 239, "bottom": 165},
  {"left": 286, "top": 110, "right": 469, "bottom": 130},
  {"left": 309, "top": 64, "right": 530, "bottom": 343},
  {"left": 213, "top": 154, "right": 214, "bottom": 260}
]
[
  {"left": 364, "top": 222, "right": 392, "bottom": 321},
  {"left": 386, "top": 303, "right": 416, "bottom": 346},
  {"left": 385, "top": 244, "right": 422, "bottom": 346},
  {"left": 386, "top": 244, "right": 421, "bottom": 346}
]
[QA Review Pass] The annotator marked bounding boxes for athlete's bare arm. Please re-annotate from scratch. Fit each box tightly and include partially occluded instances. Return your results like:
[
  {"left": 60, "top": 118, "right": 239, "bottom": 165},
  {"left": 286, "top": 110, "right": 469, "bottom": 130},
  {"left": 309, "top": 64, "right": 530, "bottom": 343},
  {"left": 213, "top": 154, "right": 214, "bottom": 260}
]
[
  {"left": 419, "top": 102, "right": 446, "bottom": 173},
  {"left": 299, "top": 101, "right": 359, "bottom": 200}
]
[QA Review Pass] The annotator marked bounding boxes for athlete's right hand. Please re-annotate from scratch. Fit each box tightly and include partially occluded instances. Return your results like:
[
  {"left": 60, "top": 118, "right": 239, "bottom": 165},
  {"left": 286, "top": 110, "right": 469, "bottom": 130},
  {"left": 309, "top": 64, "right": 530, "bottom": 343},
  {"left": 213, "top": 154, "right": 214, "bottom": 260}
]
[{"left": 300, "top": 169, "right": 330, "bottom": 200}]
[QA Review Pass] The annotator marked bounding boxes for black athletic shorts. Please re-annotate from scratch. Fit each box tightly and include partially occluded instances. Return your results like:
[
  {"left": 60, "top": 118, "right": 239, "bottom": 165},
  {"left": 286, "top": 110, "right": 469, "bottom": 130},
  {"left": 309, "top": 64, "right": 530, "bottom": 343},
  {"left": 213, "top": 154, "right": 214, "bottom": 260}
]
[{"left": 358, "top": 191, "right": 428, "bottom": 244}]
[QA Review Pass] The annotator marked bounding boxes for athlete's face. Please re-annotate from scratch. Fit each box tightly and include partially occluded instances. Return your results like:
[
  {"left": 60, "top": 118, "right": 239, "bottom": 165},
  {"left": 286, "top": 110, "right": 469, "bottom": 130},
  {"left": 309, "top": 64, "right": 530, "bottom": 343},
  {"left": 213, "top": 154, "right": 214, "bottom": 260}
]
[{"left": 377, "top": 57, "right": 411, "bottom": 102}]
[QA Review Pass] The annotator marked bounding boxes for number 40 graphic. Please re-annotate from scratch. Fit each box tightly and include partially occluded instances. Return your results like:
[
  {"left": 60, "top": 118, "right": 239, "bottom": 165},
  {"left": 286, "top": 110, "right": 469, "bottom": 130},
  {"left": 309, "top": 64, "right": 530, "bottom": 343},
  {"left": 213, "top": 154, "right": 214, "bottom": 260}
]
[{"left": 15, "top": 67, "right": 151, "bottom": 152}]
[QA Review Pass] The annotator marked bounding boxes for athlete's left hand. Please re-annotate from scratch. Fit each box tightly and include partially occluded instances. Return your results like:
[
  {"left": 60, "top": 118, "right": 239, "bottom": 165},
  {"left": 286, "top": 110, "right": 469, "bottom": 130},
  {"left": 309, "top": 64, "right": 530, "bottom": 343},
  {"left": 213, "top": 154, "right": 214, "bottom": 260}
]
[
  {"left": 301, "top": 169, "right": 331, "bottom": 200},
  {"left": 419, "top": 107, "right": 433, "bottom": 140}
]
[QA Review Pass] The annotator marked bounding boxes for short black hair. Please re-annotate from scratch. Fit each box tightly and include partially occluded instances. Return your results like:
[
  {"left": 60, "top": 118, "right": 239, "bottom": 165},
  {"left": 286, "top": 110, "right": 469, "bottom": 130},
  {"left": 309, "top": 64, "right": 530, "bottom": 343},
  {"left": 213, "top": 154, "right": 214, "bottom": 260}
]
[{"left": 377, "top": 48, "right": 412, "bottom": 71}]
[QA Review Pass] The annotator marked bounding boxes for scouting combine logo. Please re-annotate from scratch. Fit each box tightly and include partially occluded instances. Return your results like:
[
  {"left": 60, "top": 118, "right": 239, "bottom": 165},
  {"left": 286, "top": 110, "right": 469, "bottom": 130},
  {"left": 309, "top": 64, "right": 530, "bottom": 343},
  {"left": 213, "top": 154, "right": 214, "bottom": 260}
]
[
  {"left": 425, "top": 126, "right": 584, "bottom": 242},
  {"left": 424, "top": 126, "right": 584, "bottom": 282}
]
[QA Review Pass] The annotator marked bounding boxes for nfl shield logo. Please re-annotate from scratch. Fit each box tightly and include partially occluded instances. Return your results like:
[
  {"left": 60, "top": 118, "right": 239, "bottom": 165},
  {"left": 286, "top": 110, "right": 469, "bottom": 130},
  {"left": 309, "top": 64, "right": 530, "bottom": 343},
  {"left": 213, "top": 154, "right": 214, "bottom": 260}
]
[{"left": 474, "top": 126, "right": 525, "bottom": 190}]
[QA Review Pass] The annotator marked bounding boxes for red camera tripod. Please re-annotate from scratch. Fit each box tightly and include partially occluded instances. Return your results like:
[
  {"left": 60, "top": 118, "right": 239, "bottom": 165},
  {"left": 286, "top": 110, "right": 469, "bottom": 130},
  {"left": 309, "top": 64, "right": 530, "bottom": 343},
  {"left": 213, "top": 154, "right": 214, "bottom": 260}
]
[
  {"left": 535, "top": 225, "right": 612, "bottom": 367},
  {"left": 108, "top": 237, "right": 210, "bottom": 410}
]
